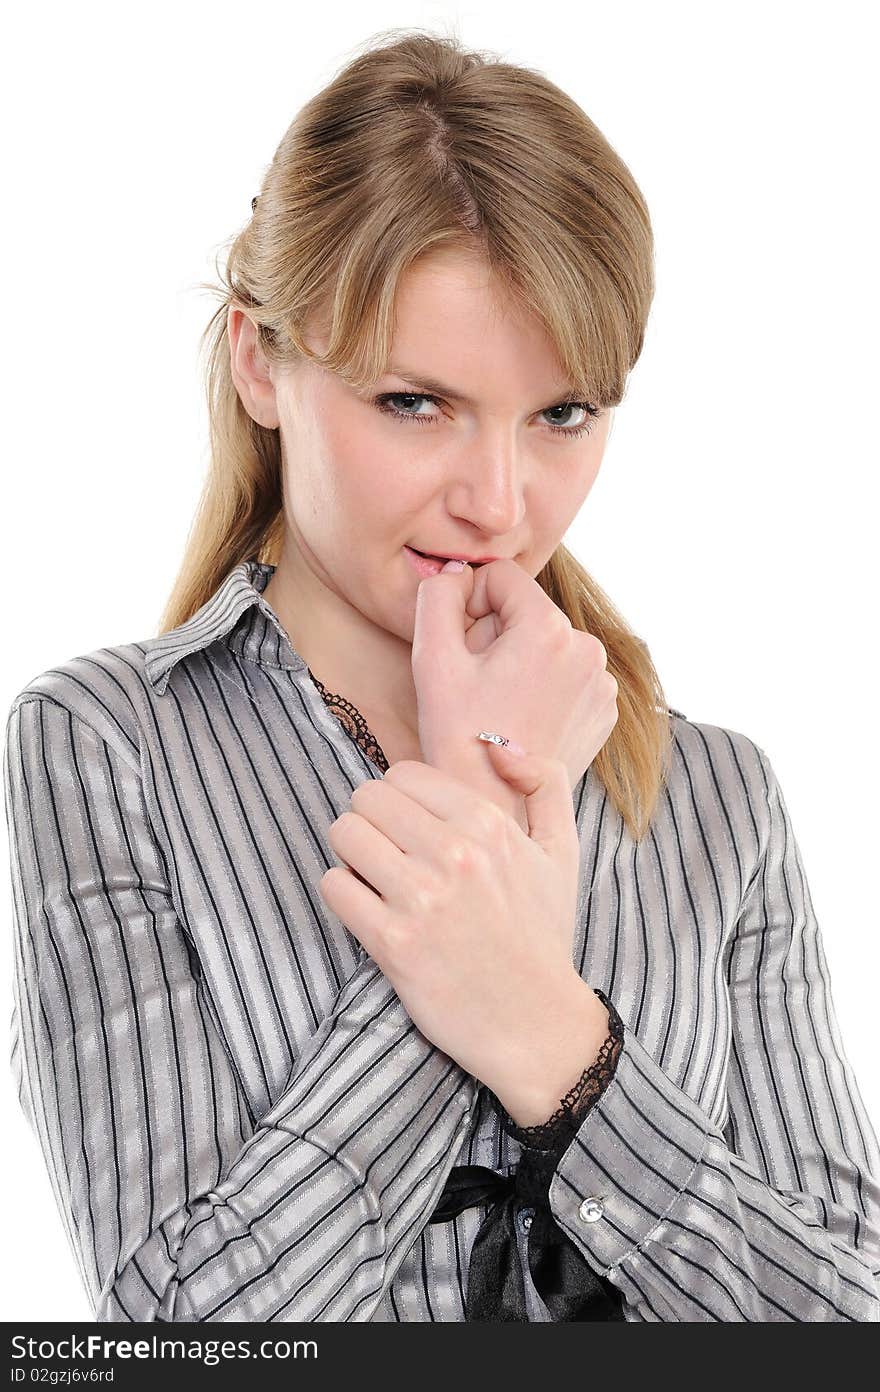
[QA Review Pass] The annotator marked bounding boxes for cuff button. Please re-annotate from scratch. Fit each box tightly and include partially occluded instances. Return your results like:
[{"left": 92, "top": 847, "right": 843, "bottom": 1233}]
[{"left": 578, "top": 1196, "right": 604, "bottom": 1223}]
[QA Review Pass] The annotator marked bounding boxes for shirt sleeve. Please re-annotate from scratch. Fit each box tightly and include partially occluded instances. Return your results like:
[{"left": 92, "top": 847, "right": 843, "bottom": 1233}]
[
  {"left": 546, "top": 747, "right": 880, "bottom": 1321},
  {"left": 3, "top": 696, "right": 477, "bottom": 1322}
]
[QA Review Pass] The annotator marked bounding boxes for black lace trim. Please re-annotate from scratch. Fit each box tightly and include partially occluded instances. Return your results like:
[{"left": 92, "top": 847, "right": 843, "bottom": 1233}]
[
  {"left": 488, "top": 988, "right": 624, "bottom": 1154},
  {"left": 308, "top": 670, "right": 389, "bottom": 773}
]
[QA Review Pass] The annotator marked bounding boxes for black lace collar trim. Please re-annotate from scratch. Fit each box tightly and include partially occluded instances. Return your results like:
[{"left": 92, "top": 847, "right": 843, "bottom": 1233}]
[{"left": 308, "top": 669, "right": 389, "bottom": 773}]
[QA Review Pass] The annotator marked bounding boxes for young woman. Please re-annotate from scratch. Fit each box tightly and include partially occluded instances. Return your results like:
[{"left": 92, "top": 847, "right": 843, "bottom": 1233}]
[{"left": 4, "top": 30, "right": 879, "bottom": 1323}]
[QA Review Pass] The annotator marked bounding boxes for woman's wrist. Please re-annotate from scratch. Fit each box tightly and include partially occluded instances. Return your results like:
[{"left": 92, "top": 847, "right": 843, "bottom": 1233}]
[
  {"left": 425, "top": 739, "right": 529, "bottom": 832},
  {"left": 485, "top": 977, "right": 613, "bottom": 1126}
]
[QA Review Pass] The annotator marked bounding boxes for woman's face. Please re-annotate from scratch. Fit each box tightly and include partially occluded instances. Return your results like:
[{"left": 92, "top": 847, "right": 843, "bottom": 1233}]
[{"left": 238, "top": 246, "right": 613, "bottom": 650}]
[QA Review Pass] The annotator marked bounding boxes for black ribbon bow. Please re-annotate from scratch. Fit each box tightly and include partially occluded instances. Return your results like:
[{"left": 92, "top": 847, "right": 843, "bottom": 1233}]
[{"left": 429, "top": 1145, "right": 625, "bottom": 1321}]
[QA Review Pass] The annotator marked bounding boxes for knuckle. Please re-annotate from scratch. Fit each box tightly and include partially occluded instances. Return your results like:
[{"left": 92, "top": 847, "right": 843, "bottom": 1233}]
[
  {"left": 410, "top": 875, "right": 440, "bottom": 918},
  {"left": 446, "top": 834, "right": 483, "bottom": 876},
  {"left": 575, "top": 630, "right": 606, "bottom": 670},
  {"left": 478, "top": 801, "right": 508, "bottom": 839},
  {"left": 461, "top": 801, "right": 506, "bottom": 846},
  {"left": 546, "top": 612, "right": 573, "bottom": 649}
]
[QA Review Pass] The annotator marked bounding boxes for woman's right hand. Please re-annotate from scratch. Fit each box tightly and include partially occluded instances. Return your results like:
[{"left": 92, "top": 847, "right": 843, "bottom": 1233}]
[{"left": 411, "top": 559, "right": 619, "bottom": 794}]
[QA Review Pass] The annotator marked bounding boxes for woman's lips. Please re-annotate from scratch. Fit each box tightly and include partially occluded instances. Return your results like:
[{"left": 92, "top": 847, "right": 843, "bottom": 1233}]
[
  {"left": 404, "top": 546, "right": 499, "bottom": 577},
  {"left": 404, "top": 545, "right": 450, "bottom": 577}
]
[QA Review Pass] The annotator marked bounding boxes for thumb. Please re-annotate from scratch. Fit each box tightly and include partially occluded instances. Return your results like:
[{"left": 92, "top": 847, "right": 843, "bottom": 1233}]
[
  {"left": 483, "top": 738, "right": 578, "bottom": 861},
  {"left": 412, "top": 559, "right": 475, "bottom": 669}
]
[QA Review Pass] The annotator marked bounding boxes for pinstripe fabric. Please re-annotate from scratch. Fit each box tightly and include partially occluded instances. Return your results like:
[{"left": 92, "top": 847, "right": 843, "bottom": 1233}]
[{"left": 4, "top": 556, "right": 879, "bottom": 1322}]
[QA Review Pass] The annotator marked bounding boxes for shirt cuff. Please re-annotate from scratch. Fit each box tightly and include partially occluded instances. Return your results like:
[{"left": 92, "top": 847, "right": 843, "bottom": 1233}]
[{"left": 548, "top": 1008, "right": 711, "bottom": 1276}]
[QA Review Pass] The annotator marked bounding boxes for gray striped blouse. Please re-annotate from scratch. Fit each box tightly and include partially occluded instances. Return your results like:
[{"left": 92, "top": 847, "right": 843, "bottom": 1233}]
[{"left": 4, "top": 557, "right": 880, "bottom": 1322}]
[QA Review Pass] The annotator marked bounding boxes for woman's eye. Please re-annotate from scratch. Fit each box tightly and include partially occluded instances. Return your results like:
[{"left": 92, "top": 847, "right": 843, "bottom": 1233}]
[
  {"left": 373, "top": 391, "right": 601, "bottom": 438},
  {"left": 542, "top": 402, "right": 600, "bottom": 436},
  {"left": 374, "top": 392, "right": 439, "bottom": 425}
]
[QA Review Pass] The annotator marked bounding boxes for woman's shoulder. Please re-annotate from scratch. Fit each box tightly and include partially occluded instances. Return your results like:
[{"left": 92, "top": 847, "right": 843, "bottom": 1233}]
[
  {"left": 667, "top": 704, "right": 769, "bottom": 764},
  {"left": 4, "top": 638, "right": 157, "bottom": 772},
  {"left": 664, "top": 704, "right": 774, "bottom": 824}
]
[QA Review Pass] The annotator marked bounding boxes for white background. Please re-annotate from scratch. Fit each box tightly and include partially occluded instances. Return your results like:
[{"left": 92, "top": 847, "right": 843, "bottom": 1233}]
[{"left": 1, "top": 0, "right": 877, "bottom": 1321}]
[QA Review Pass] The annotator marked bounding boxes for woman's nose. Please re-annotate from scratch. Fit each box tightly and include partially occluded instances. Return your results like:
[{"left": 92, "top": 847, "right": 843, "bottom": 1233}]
[{"left": 444, "top": 440, "right": 527, "bottom": 535}]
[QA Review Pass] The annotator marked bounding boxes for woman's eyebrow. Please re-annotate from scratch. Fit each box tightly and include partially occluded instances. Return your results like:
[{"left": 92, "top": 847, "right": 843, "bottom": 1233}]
[{"left": 386, "top": 366, "right": 580, "bottom": 407}]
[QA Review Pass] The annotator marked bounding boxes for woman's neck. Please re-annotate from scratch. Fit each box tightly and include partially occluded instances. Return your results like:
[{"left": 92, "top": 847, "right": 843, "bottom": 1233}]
[{"left": 261, "top": 554, "right": 422, "bottom": 745}]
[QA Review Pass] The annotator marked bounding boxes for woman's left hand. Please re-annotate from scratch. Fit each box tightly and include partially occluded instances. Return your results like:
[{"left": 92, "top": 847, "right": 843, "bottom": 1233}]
[{"left": 317, "top": 741, "right": 583, "bottom": 1093}]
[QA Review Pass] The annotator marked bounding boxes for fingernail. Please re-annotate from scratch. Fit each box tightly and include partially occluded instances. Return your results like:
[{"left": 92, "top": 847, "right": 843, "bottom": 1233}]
[{"left": 441, "top": 559, "right": 466, "bottom": 572}]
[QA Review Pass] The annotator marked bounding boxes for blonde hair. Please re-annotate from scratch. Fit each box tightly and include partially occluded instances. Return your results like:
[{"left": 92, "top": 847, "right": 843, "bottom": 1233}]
[{"left": 160, "top": 26, "right": 675, "bottom": 840}]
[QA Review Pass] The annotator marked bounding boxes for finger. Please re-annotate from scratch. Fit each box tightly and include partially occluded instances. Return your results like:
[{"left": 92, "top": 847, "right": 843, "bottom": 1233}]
[
  {"left": 411, "top": 562, "right": 476, "bottom": 667},
  {"left": 463, "top": 611, "right": 502, "bottom": 654},
  {"left": 327, "top": 809, "right": 408, "bottom": 902},
  {"left": 483, "top": 741, "right": 580, "bottom": 868},
  {"left": 380, "top": 757, "right": 501, "bottom": 828},
  {"left": 318, "top": 864, "right": 386, "bottom": 961},
  {"left": 348, "top": 776, "right": 448, "bottom": 856},
  {"left": 344, "top": 766, "right": 513, "bottom": 896},
  {"left": 465, "top": 558, "right": 569, "bottom": 639}
]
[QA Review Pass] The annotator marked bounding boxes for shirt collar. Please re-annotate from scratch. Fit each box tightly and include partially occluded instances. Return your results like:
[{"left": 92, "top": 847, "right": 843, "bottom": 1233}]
[{"left": 142, "top": 557, "right": 307, "bottom": 695}]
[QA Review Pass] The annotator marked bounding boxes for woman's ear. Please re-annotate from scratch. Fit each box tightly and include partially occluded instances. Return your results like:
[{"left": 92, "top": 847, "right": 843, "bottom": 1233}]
[{"left": 227, "top": 306, "right": 280, "bottom": 429}]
